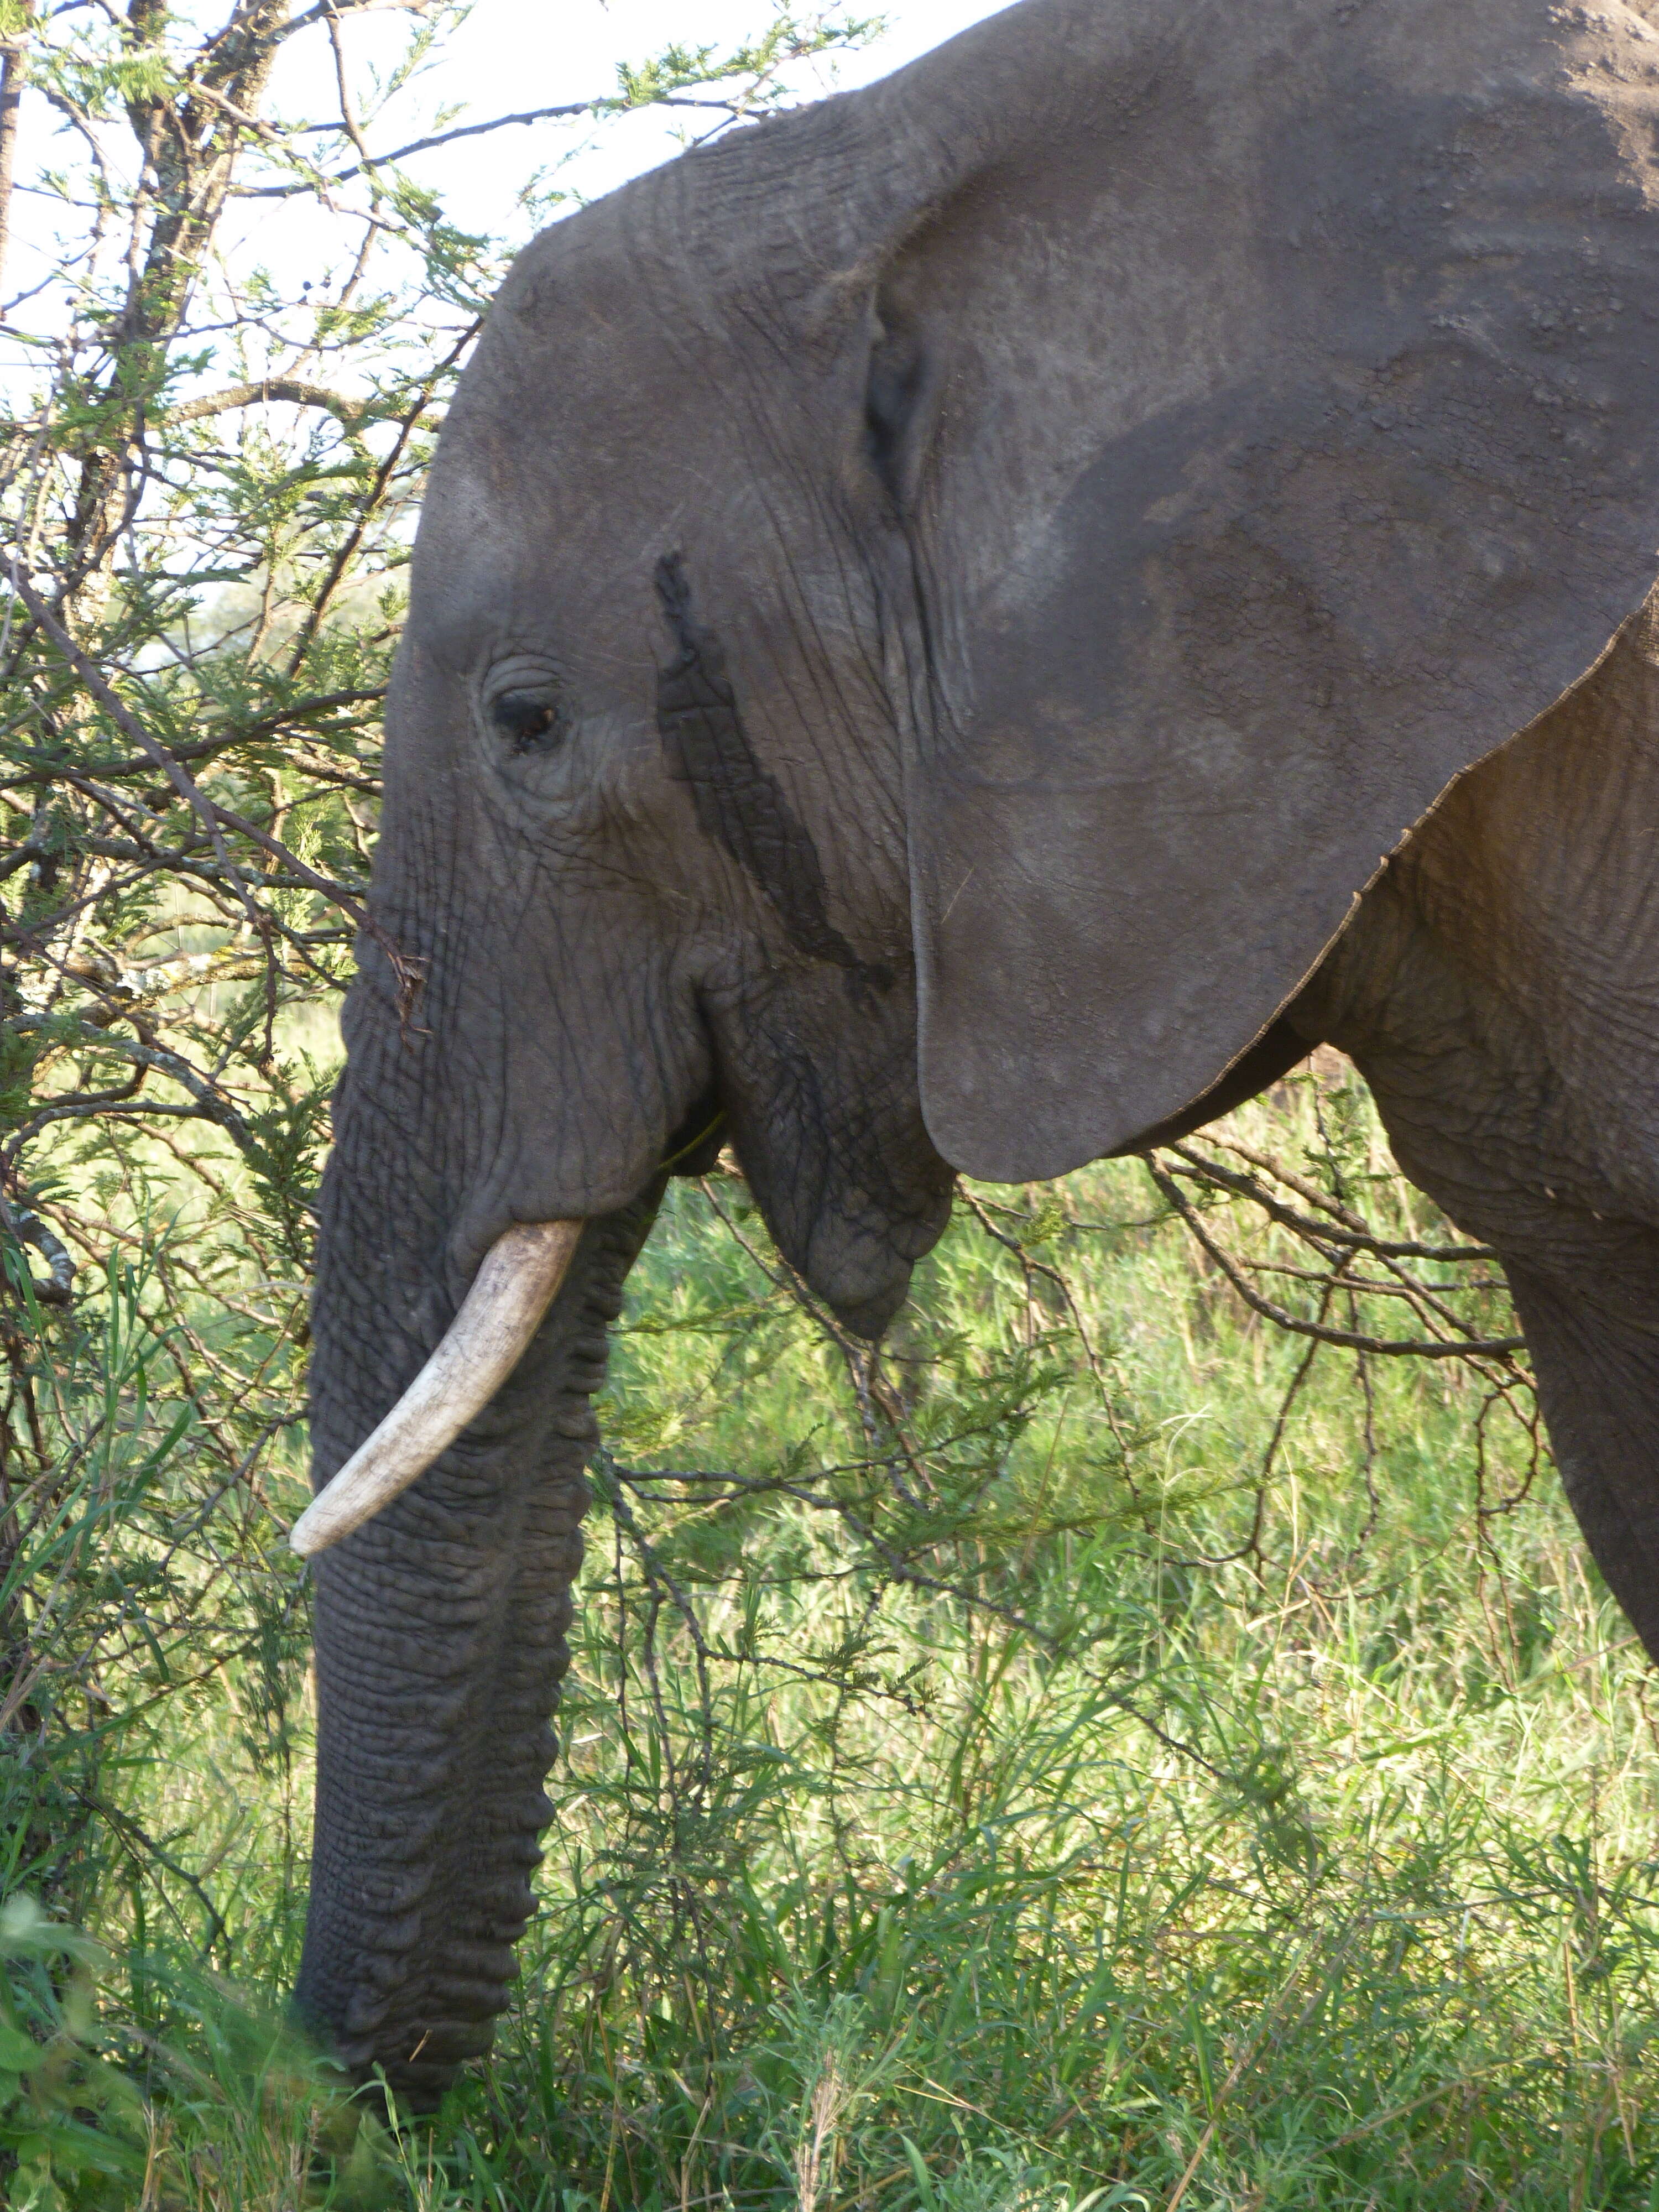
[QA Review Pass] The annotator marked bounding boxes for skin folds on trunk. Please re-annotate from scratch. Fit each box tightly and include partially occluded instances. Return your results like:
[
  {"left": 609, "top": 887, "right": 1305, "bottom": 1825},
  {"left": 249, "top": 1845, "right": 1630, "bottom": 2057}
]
[
  {"left": 296, "top": 1177, "right": 665, "bottom": 2105},
  {"left": 290, "top": 1222, "right": 585, "bottom": 1558}
]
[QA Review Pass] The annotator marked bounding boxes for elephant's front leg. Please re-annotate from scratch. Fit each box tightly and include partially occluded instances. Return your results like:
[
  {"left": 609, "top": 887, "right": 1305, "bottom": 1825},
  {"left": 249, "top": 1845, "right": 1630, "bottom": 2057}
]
[{"left": 1310, "top": 998, "right": 1659, "bottom": 1662}]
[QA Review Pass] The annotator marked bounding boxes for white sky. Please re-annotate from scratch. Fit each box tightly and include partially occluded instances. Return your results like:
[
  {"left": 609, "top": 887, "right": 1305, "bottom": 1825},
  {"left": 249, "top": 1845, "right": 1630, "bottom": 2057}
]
[
  {"left": 362, "top": 0, "right": 1011, "bottom": 231},
  {"left": 2, "top": 1, "right": 1008, "bottom": 390}
]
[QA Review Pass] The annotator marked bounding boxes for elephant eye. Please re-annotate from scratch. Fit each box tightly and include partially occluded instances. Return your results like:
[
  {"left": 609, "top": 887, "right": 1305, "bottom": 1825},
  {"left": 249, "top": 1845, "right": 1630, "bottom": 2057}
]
[{"left": 490, "top": 688, "right": 568, "bottom": 754}]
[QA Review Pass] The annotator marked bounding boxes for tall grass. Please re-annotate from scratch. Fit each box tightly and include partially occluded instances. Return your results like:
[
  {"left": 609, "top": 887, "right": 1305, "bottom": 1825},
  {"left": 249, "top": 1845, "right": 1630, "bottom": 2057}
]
[{"left": 5, "top": 1061, "right": 1658, "bottom": 2208}]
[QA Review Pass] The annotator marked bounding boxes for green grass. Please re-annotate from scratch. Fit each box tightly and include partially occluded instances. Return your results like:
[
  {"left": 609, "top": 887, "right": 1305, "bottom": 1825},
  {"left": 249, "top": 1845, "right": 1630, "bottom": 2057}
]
[{"left": 6, "top": 1062, "right": 1659, "bottom": 2209}]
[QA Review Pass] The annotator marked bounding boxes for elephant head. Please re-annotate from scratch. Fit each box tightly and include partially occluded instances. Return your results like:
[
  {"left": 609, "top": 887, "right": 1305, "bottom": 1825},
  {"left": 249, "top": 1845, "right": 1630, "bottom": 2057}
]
[{"left": 294, "top": 0, "right": 1659, "bottom": 2101}]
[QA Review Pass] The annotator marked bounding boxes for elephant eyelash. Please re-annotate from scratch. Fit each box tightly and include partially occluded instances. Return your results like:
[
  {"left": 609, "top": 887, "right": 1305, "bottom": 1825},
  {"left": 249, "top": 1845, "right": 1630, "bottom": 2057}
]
[{"left": 489, "top": 688, "right": 570, "bottom": 755}]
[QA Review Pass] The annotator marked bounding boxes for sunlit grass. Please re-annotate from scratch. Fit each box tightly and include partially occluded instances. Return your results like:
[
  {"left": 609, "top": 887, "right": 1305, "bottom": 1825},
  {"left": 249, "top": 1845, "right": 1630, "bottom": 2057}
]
[{"left": 7, "top": 1066, "right": 1659, "bottom": 2208}]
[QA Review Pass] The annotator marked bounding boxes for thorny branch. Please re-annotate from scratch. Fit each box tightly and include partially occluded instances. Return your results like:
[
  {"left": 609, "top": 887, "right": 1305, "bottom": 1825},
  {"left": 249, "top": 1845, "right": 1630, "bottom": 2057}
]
[{"left": 1144, "top": 1154, "right": 1527, "bottom": 1360}]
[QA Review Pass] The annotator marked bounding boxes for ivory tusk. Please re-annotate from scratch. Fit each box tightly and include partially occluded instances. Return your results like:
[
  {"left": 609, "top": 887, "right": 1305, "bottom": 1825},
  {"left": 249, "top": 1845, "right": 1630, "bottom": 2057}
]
[{"left": 289, "top": 1220, "right": 585, "bottom": 1559}]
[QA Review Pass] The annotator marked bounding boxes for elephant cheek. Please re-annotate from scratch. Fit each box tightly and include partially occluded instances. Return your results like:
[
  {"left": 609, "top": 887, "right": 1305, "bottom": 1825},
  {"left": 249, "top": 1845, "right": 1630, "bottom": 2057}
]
[{"left": 709, "top": 969, "right": 954, "bottom": 1340}]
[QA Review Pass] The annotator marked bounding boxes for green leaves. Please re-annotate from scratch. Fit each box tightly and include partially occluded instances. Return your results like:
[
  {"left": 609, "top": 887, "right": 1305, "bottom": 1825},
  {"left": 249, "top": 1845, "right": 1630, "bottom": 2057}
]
[
  {"left": 611, "top": 15, "right": 879, "bottom": 113},
  {"left": 0, "top": 1901, "right": 147, "bottom": 2210}
]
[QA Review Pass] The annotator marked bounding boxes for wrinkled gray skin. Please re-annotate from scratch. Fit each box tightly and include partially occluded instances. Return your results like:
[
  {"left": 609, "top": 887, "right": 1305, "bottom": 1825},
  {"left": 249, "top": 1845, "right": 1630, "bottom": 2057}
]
[{"left": 298, "top": 0, "right": 1659, "bottom": 2104}]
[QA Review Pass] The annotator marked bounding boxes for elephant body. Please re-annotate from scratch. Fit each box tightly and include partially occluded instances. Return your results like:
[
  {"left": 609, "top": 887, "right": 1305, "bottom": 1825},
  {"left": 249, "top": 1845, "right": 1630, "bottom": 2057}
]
[
  {"left": 295, "top": 0, "right": 1659, "bottom": 2101},
  {"left": 1296, "top": 593, "right": 1659, "bottom": 1660}
]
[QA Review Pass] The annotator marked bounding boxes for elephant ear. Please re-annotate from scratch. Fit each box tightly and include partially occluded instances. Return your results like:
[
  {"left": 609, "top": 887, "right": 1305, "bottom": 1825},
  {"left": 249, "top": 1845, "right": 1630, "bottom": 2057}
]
[{"left": 881, "top": 0, "right": 1659, "bottom": 1182}]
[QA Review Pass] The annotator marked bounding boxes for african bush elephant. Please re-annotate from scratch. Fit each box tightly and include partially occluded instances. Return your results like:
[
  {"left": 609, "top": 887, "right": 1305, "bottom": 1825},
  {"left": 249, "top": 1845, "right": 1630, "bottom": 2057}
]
[{"left": 291, "top": 0, "right": 1659, "bottom": 2102}]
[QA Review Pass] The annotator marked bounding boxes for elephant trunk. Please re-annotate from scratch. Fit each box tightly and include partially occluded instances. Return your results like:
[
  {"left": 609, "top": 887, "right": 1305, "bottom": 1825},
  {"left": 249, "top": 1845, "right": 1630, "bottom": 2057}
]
[
  {"left": 290, "top": 1220, "right": 586, "bottom": 1558},
  {"left": 294, "top": 1177, "right": 664, "bottom": 2106}
]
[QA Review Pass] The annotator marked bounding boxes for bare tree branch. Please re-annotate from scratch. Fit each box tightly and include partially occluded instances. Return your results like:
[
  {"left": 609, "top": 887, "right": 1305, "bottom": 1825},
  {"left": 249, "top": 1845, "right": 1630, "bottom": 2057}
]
[
  {"left": 1144, "top": 1156, "right": 1526, "bottom": 1360},
  {"left": 165, "top": 377, "right": 400, "bottom": 425},
  {"left": 234, "top": 95, "right": 745, "bottom": 199}
]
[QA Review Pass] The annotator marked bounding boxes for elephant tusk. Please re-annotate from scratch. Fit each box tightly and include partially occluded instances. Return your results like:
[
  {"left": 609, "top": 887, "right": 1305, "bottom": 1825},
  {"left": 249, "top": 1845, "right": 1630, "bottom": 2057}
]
[{"left": 289, "top": 1220, "right": 585, "bottom": 1559}]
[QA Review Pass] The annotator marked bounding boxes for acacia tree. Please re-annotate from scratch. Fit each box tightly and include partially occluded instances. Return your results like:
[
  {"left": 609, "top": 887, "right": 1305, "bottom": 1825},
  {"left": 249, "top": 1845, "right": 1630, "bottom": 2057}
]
[{"left": 0, "top": 0, "right": 873, "bottom": 1923}]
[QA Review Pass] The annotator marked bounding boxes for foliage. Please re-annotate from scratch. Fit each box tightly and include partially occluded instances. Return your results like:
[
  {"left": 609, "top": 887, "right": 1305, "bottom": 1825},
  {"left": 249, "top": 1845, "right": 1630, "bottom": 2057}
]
[
  {"left": 0, "top": 0, "right": 873, "bottom": 1902},
  {"left": 8, "top": 1058, "right": 1656, "bottom": 2208},
  {"left": 1, "top": 2, "right": 1653, "bottom": 2206}
]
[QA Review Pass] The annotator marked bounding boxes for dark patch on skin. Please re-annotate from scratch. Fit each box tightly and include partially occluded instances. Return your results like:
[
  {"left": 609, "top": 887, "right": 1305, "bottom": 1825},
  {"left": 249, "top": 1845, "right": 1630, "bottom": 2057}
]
[{"left": 655, "top": 552, "right": 893, "bottom": 1002}]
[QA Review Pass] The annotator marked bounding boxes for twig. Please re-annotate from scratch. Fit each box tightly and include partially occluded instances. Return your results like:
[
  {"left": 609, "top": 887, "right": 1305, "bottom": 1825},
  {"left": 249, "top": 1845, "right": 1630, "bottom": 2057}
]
[
  {"left": 235, "top": 95, "right": 745, "bottom": 198},
  {"left": 11, "top": 568, "right": 275, "bottom": 943},
  {"left": 1144, "top": 1159, "right": 1525, "bottom": 1360},
  {"left": 0, "top": 685, "right": 385, "bottom": 789},
  {"left": 282, "top": 321, "right": 475, "bottom": 676}
]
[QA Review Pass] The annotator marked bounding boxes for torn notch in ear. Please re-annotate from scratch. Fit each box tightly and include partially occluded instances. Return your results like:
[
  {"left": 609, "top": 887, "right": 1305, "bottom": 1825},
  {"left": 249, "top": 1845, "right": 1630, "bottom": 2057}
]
[{"left": 864, "top": 307, "right": 933, "bottom": 507}]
